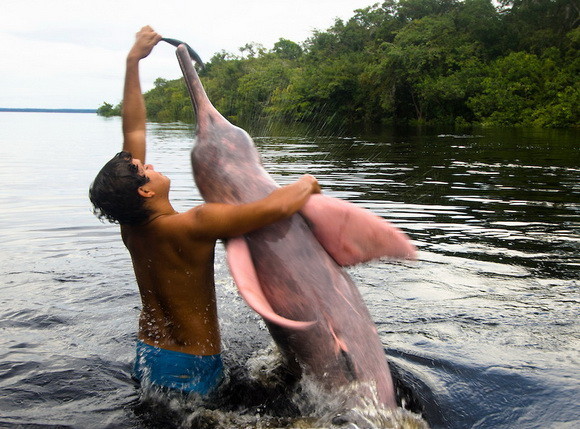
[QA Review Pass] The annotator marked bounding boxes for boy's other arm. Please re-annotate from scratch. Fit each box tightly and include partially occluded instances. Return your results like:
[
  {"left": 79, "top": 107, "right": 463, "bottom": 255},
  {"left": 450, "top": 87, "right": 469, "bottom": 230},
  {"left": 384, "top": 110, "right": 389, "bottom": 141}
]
[
  {"left": 186, "top": 175, "right": 321, "bottom": 239},
  {"left": 122, "top": 26, "right": 162, "bottom": 163}
]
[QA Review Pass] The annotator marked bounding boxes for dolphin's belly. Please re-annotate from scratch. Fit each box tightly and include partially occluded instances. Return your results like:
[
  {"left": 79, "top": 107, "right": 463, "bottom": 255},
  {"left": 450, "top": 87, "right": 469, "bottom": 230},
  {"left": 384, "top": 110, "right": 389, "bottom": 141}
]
[{"left": 245, "top": 213, "right": 390, "bottom": 385}]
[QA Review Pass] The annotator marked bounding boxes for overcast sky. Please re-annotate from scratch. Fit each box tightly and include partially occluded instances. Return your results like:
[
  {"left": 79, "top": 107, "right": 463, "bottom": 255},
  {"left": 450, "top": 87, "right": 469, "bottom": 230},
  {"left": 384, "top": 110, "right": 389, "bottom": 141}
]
[{"left": 0, "top": 0, "right": 378, "bottom": 109}]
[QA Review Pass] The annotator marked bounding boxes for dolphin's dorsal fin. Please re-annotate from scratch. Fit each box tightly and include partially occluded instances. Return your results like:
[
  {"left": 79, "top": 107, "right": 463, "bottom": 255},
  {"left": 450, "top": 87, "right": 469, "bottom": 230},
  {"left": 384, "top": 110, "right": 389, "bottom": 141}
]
[
  {"left": 300, "top": 195, "right": 416, "bottom": 266},
  {"left": 226, "top": 237, "right": 316, "bottom": 330}
]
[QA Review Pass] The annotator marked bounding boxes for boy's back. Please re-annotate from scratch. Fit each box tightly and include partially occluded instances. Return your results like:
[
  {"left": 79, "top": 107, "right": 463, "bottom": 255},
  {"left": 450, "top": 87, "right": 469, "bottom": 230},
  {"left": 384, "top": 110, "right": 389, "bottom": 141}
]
[{"left": 122, "top": 212, "right": 221, "bottom": 356}]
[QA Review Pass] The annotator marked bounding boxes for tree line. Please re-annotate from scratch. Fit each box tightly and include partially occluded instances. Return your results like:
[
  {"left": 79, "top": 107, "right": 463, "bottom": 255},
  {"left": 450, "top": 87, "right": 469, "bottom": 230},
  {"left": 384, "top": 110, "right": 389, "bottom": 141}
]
[{"left": 98, "top": 0, "right": 579, "bottom": 129}]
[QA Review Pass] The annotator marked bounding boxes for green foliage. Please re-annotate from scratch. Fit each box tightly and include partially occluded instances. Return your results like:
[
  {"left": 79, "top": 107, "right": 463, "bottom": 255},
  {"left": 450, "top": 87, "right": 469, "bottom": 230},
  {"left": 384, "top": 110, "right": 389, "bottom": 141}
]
[
  {"left": 144, "top": 78, "right": 193, "bottom": 122},
  {"left": 498, "top": 0, "right": 579, "bottom": 52},
  {"left": 96, "top": 101, "right": 121, "bottom": 117},
  {"left": 272, "top": 38, "right": 303, "bottom": 60},
  {"left": 99, "top": 0, "right": 579, "bottom": 129},
  {"left": 468, "top": 49, "right": 579, "bottom": 127},
  {"left": 397, "top": 0, "right": 459, "bottom": 21}
]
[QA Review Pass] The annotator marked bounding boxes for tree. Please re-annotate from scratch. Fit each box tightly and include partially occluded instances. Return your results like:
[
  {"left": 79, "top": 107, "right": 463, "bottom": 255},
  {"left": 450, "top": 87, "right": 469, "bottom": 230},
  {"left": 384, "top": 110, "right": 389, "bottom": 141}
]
[
  {"left": 97, "top": 0, "right": 579, "bottom": 129},
  {"left": 396, "top": 0, "right": 459, "bottom": 21},
  {"left": 143, "top": 78, "right": 192, "bottom": 122},
  {"left": 239, "top": 42, "right": 266, "bottom": 59},
  {"left": 96, "top": 101, "right": 120, "bottom": 117},
  {"left": 468, "top": 51, "right": 579, "bottom": 127},
  {"left": 235, "top": 56, "right": 295, "bottom": 123},
  {"left": 374, "top": 12, "right": 485, "bottom": 124},
  {"left": 498, "top": 0, "right": 580, "bottom": 52},
  {"left": 454, "top": 0, "right": 503, "bottom": 56},
  {"left": 272, "top": 38, "right": 303, "bottom": 60}
]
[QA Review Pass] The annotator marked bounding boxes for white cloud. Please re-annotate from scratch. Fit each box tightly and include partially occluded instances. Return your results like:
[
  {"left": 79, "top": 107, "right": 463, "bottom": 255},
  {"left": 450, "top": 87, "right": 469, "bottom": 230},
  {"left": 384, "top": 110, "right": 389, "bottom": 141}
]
[{"left": 0, "top": 0, "right": 377, "bottom": 108}]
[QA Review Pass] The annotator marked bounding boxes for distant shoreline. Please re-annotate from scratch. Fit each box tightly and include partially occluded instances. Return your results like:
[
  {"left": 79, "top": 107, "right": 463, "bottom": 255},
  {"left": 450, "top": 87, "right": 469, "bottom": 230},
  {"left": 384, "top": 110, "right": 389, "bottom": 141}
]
[{"left": 0, "top": 108, "right": 96, "bottom": 113}]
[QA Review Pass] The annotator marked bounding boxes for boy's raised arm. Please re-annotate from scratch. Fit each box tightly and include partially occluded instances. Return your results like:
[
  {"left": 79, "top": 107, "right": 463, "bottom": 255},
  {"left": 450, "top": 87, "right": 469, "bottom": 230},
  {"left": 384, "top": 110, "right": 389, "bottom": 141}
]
[{"left": 122, "top": 26, "right": 162, "bottom": 163}]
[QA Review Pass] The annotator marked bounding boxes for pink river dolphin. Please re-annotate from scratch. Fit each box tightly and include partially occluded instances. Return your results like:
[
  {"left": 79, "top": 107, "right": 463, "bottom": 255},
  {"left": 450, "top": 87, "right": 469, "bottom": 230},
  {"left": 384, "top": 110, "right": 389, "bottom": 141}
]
[{"left": 175, "top": 44, "right": 416, "bottom": 410}]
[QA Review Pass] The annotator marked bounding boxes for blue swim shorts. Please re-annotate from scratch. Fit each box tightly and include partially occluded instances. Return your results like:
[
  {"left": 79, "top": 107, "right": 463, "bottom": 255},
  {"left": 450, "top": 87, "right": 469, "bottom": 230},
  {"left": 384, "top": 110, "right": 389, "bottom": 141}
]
[{"left": 133, "top": 340, "right": 224, "bottom": 395}]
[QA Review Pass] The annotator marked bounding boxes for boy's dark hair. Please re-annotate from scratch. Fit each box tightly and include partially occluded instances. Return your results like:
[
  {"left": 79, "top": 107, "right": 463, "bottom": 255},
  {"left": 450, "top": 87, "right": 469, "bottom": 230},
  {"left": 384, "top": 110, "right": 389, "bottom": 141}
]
[{"left": 89, "top": 151, "right": 152, "bottom": 225}]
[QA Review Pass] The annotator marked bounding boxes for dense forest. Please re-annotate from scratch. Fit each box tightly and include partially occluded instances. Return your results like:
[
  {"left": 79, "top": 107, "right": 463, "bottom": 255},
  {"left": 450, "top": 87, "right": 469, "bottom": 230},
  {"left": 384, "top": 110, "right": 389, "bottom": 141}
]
[{"left": 98, "top": 0, "right": 579, "bottom": 129}]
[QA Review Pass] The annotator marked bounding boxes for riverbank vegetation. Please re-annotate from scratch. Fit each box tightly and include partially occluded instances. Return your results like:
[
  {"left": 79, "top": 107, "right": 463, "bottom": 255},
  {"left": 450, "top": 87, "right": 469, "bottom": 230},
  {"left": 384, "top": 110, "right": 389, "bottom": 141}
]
[{"left": 98, "top": 0, "right": 579, "bottom": 129}]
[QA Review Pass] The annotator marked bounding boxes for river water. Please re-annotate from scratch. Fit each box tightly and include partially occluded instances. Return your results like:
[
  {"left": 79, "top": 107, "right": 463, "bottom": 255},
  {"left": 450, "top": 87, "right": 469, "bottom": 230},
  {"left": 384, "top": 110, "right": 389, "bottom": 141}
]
[{"left": 0, "top": 112, "right": 578, "bottom": 428}]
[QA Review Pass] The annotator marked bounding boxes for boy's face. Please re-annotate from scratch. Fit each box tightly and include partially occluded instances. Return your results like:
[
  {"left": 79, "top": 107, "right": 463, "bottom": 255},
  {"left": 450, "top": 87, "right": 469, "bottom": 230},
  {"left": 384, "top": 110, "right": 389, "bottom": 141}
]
[{"left": 131, "top": 158, "right": 170, "bottom": 195}]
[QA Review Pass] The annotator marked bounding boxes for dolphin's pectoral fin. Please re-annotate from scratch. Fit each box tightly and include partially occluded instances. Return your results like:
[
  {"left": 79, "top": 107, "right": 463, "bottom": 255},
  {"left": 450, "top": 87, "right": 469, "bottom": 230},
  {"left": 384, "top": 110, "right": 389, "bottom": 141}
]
[
  {"left": 300, "top": 194, "right": 417, "bottom": 266},
  {"left": 226, "top": 237, "right": 316, "bottom": 330}
]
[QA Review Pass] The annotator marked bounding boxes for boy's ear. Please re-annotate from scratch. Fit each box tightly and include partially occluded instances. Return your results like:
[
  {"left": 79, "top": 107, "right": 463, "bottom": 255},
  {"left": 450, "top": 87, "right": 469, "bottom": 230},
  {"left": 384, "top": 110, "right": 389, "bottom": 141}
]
[{"left": 137, "top": 186, "right": 155, "bottom": 198}]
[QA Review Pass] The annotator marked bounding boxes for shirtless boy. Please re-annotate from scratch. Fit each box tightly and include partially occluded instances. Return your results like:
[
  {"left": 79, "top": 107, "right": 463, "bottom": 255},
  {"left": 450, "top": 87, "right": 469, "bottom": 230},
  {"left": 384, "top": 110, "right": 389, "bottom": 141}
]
[{"left": 89, "top": 26, "right": 320, "bottom": 395}]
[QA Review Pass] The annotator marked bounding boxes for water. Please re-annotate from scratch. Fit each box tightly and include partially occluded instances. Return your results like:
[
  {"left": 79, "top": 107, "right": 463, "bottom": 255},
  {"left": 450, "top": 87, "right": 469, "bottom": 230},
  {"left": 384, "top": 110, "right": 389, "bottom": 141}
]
[{"left": 0, "top": 112, "right": 578, "bottom": 428}]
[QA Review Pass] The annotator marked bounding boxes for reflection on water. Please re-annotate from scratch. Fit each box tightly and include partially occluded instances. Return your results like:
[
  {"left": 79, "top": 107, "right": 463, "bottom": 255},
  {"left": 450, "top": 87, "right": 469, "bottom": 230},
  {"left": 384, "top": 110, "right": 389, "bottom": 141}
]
[
  {"left": 0, "top": 113, "right": 578, "bottom": 428},
  {"left": 255, "top": 129, "right": 579, "bottom": 281}
]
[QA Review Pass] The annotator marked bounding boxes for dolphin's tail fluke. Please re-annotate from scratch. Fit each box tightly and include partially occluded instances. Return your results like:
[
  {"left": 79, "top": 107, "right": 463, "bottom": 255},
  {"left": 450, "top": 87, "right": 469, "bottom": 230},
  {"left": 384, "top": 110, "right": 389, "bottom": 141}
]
[{"left": 162, "top": 38, "right": 204, "bottom": 68}]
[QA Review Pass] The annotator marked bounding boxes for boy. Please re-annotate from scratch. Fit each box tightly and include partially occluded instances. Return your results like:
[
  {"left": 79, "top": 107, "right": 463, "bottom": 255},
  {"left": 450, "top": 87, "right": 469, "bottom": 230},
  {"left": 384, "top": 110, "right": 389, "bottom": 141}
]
[{"left": 89, "top": 26, "right": 320, "bottom": 395}]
